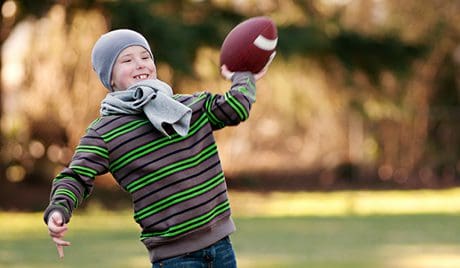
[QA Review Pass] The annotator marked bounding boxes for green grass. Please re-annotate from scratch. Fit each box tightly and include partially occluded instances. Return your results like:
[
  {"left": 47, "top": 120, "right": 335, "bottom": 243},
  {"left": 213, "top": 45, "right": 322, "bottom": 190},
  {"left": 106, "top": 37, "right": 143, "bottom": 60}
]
[
  {"left": 234, "top": 215, "right": 460, "bottom": 268},
  {"left": 2, "top": 189, "right": 460, "bottom": 268}
]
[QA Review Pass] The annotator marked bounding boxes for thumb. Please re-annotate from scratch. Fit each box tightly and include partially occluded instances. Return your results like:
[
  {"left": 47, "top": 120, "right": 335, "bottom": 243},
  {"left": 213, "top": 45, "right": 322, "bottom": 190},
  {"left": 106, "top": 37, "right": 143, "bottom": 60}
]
[
  {"left": 51, "top": 211, "right": 64, "bottom": 226},
  {"left": 220, "top": 65, "right": 234, "bottom": 80}
]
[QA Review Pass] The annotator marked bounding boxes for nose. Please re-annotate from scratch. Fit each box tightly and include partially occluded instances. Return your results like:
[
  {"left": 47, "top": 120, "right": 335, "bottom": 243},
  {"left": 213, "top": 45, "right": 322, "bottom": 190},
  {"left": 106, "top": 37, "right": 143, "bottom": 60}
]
[{"left": 135, "top": 58, "right": 146, "bottom": 69}]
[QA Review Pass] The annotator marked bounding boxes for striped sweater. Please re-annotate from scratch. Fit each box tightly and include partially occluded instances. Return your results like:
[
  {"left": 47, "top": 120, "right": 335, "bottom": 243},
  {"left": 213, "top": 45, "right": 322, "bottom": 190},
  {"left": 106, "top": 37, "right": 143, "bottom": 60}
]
[{"left": 43, "top": 72, "right": 256, "bottom": 262}]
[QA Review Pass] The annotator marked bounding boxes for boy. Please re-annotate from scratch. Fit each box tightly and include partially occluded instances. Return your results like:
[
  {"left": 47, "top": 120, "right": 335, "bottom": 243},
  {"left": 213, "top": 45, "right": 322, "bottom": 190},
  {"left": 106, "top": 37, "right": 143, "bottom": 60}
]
[{"left": 44, "top": 29, "right": 268, "bottom": 267}]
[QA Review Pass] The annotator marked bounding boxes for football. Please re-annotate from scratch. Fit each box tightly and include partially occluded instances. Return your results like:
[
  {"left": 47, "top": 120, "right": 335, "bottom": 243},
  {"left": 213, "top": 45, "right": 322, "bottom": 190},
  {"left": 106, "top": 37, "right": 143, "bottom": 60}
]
[{"left": 220, "top": 16, "right": 278, "bottom": 73}]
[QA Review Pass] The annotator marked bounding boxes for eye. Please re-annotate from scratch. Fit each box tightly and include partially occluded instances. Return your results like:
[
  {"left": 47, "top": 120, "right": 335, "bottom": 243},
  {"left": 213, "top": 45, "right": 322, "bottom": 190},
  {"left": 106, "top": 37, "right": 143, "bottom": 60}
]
[
  {"left": 122, "top": 59, "right": 131, "bottom": 63},
  {"left": 141, "top": 52, "right": 151, "bottom": 59},
  {"left": 141, "top": 54, "right": 151, "bottom": 60}
]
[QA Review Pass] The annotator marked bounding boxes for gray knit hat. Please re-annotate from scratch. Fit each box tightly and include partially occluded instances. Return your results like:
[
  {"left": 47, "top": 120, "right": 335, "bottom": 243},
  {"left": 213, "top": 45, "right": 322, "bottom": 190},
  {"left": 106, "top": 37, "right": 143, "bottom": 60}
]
[{"left": 91, "top": 29, "right": 153, "bottom": 91}]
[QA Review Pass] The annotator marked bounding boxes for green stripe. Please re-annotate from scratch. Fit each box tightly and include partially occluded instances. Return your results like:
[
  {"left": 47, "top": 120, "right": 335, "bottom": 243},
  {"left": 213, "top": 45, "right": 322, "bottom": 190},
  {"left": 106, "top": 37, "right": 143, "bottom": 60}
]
[
  {"left": 110, "top": 114, "right": 208, "bottom": 172},
  {"left": 53, "top": 176, "right": 90, "bottom": 199},
  {"left": 134, "top": 172, "right": 224, "bottom": 220},
  {"left": 225, "top": 92, "right": 248, "bottom": 120},
  {"left": 102, "top": 120, "right": 150, "bottom": 142},
  {"left": 228, "top": 92, "right": 249, "bottom": 119},
  {"left": 140, "top": 200, "right": 230, "bottom": 239},
  {"left": 76, "top": 145, "right": 108, "bottom": 159},
  {"left": 237, "top": 85, "right": 255, "bottom": 101},
  {"left": 205, "top": 96, "right": 225, "bottom": 127},
  {"left": 87, "top": 118, "right": 102, "bottom": 131},
  {"left": 55, "top": 189, "right": 79, "bottom": 208},
  {"left": 70, "top": 165, "right": 98, "bottom": 177},
  {"left": 237, "top": 86, "right": 248, "bottom": 94},
  {"left": 53, "top": 176, "right": 79, "bottom": 184},
  {"left": 110, "top": 135, "right": 172, "bottom": 172},
  {"left": 127, "top": 143, "right": 218, "bottom": 193},
  {"left": 246, "top": 77, "right": 255, "bottom": 91},
  {"left": 186, "top": 92, "right": 207, "bottom": 107},
  {"left": 102, "top": 119, "right": 146, "bottom": 140}
]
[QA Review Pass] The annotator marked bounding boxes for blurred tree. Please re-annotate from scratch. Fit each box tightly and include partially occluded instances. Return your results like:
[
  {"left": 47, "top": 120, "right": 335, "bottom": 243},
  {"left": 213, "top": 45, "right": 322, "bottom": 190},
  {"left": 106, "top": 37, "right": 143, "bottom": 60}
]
[
  {"left": 0, "top": 0, "right": 53, "bottom": 184},
  {"left": 0, "top": 0, "right": 459, "bottom": 203}
]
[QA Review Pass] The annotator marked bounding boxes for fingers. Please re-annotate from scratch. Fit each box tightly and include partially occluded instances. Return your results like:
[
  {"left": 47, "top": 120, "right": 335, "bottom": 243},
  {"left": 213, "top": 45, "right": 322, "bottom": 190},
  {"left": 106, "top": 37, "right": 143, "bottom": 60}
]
[
  {"left": 49, "top": 227, "right": 67, "bottom": 241},
  {"left": 254, "top": 51, "right": 276, "bottom": 80},
  {"left": 53, "top": 236, "right": 71, "bottom": 259},
  {"left": 52, "top": 236, "right": 71, "bottom": 246},
  {"left": 48, "top": 212, "right": 67, "bottom": 234},
  {"left": 265, "top": 51, "right": 276, "bottom": 69},
  {"left": 56, "top": 245, "right": 65, "bottom": 259},
  {"left": 254, "top": 67, "right": 268, "bottom": 80},
  {"left": 53, "top": 236, "right": 71, "bottom": 258},
  {"left": 220, "top": 65, "right": 234, "bottom": 80},
  {"left": 47, "top": 211, "right": 71, "bottom": 259},
  {"left": 221, "top": 51, "right": 275, "bottom": 81},
  {"left": 51, "top": 211, "right": 63, "bottom": 226}
]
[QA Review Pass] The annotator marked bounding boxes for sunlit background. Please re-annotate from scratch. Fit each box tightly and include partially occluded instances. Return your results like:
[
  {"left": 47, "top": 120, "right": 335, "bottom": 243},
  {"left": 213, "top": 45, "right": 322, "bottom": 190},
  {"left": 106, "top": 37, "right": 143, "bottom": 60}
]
[
  {"left": 1, "top": 0, "right": 460, "bottom": 194},
  {"left": 1, "top": 1, "right": 460, "bottom": 267}
]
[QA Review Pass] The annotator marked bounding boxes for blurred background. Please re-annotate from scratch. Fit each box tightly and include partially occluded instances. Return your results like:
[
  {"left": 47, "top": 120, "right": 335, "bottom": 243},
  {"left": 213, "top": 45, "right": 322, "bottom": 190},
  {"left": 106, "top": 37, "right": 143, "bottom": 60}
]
[
  {"left": 2, "top": 1, "right": 460, "bottom": 267},
  {"left": 0, "top": 0, "right": 459, "bottom": 209}
]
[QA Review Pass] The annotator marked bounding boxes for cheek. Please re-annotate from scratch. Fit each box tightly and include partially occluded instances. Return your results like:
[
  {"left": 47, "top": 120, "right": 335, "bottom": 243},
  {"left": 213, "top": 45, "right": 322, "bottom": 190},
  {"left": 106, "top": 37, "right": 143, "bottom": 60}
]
[
  {"left": 112, "top": 66, "right": 134, "bottom": 89},
  {"left": 118, "top": 65, "right": 132, "bottom": 77},
  {"left": 150, "top": 64, "right": 158, "bottom": 78}
]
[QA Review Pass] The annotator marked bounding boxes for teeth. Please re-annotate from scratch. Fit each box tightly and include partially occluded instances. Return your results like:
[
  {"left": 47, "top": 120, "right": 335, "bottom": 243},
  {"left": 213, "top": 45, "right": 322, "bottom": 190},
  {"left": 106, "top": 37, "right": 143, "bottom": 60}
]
[{"left": 135, "top": 74, "right": 148, "bottom": 80}]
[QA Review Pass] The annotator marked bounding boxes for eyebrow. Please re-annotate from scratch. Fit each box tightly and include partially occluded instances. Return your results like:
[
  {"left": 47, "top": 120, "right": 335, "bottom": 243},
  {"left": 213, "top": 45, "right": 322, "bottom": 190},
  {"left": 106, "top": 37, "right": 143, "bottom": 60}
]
[{"left": 119, "top": 51, "right": 150, "bottom": 59}]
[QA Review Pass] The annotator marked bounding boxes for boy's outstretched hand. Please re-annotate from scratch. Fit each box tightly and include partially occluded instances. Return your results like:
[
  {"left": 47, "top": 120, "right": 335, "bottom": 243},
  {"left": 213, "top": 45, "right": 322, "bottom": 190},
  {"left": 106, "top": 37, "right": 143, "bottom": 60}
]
[
  {"left": 221, "top": 63, "right": 269, "bottom": 81},
  {"left": 47, "top": 211, "right": 71, "bottom": 259}
]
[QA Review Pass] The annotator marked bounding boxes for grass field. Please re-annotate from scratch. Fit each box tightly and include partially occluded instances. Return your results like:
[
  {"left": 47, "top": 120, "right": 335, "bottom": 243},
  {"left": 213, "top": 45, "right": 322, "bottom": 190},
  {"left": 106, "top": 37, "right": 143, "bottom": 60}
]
[{"left": 2, "top": 189, "right": 460, "bottom": 268}]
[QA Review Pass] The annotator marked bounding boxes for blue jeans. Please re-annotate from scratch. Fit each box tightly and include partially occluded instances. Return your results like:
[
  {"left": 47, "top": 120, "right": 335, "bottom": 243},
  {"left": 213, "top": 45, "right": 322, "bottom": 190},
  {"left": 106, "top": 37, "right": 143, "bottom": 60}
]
[{"left": 152, "top": 237, "right": 237, "bottom": 268}]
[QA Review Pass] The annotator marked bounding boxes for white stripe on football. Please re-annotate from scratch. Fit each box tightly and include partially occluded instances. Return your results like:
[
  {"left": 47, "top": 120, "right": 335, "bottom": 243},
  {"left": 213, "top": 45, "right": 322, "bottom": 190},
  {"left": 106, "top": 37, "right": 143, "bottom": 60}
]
[{"left": 254, "top": 35, "right": 278, "bottom": 51}]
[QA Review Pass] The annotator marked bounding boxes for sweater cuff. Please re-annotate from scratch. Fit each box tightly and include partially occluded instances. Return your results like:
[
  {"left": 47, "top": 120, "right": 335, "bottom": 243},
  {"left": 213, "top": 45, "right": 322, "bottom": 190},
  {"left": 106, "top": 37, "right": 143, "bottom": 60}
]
[
  {"left": 231, "top": 72, "right": 256, "bottom": 102},
  {"left": 231, "top": 71, "right": 253, "bottom": 82},
  {"left": 43, "top": 205, "right": 71, "bottom": 225}
]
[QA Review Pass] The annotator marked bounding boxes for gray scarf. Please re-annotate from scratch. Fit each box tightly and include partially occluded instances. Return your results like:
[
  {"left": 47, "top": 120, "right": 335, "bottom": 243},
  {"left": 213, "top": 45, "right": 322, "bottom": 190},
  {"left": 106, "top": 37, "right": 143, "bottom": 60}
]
[{"left": 100, "top": 79, "right": 192, "bottom": 137}]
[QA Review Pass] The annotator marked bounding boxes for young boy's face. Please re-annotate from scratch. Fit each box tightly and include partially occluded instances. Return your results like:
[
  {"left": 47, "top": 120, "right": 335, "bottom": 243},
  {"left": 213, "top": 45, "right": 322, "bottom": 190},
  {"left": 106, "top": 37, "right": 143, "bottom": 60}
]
[{"left": 111, "top": 45, "right": 157, "bottom": 91}]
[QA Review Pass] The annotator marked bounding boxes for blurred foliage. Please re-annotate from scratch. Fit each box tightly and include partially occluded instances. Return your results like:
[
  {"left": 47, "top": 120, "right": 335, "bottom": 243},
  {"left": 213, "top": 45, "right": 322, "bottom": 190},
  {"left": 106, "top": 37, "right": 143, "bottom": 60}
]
[{"left": 1, "top": 0, "right": 460, "bottom": 209}]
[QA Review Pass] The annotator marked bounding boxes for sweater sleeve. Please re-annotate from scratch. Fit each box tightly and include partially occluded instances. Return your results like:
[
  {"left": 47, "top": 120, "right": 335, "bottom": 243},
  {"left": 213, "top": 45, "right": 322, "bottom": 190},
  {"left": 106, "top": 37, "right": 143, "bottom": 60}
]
[
  {"left": 204, "top": 72, "right": 256, "bottom": 130},
  {"left": 43, "top": 127, "right": 110, "bottom": 224}
]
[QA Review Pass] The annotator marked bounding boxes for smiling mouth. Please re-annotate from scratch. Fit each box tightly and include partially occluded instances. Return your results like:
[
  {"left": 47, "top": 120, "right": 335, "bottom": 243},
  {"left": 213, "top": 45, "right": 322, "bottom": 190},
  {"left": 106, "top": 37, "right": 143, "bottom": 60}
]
[{"left": 134, "top": 74, "right": 149, "bottom": 80}]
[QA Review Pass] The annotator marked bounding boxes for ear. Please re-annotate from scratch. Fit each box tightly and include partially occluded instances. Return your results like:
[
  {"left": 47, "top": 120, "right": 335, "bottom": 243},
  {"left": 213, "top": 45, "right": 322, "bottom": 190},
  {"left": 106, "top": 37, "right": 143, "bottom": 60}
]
[{"left": 110, "top": 80, "right": 117, "bottom": 91}]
